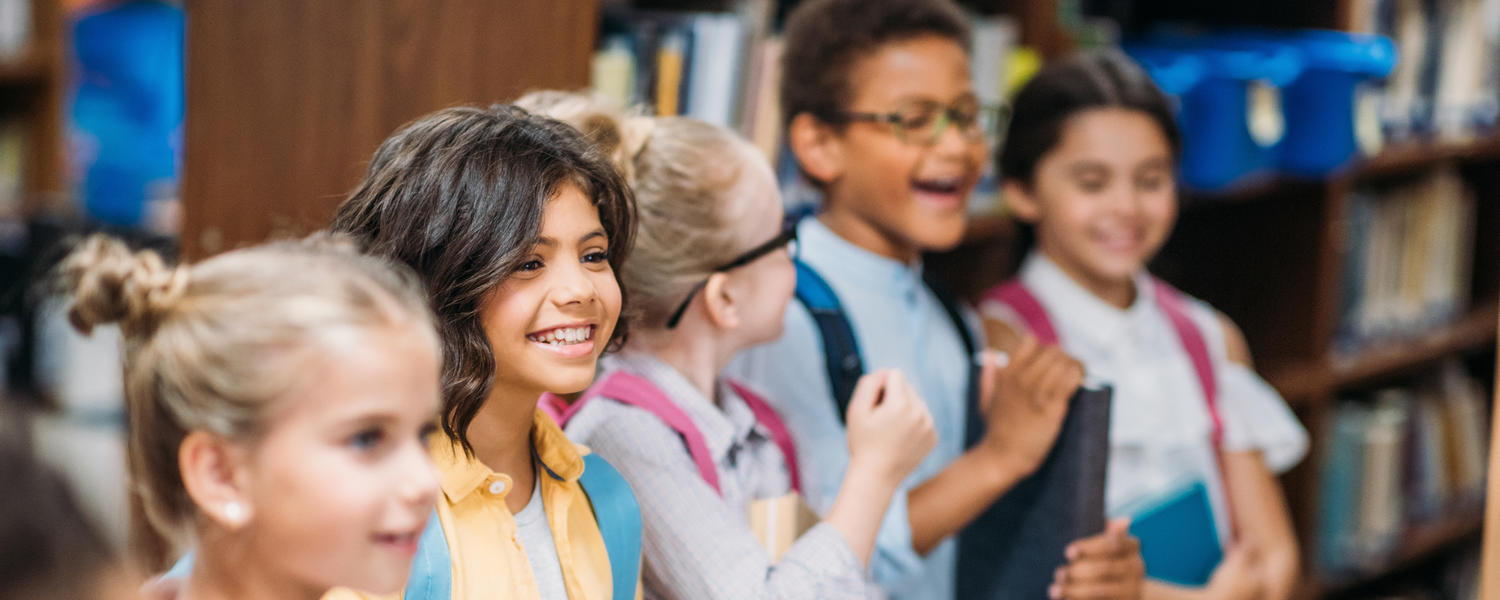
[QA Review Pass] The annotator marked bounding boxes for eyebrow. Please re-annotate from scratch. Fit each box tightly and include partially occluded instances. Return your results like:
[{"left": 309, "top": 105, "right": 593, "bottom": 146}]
[{"left": 534, "top": 228, "right": 608, "bottom": 248}]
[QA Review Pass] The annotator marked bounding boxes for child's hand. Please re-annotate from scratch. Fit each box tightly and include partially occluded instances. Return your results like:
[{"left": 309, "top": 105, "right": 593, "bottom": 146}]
[
  {"left": 977, "top": 336, "right": 1084, "bottom": 476},
  {"left": 1050, "top": 519, "right": 1145, "bottom": 599},
  {"left": 845, "top": 369, "right": 937, "bottom": 486},
  {"left": 1205, "top": 546, "right": 1262, "bottom": 600}
]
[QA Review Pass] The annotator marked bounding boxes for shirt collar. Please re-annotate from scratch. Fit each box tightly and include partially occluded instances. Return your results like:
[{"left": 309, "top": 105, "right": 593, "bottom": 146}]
[
  {"left": 1019, "top": 251, "right": 1157, "bottom": 346},
  {"left": 797, "top": 216, "right": 926, "bottom": 297},
  {"left": 431, "top": 408, "right": 586, "bottom": 503},
  {"left": 605, "top": 352, "right": 761, "bottom": 463}
]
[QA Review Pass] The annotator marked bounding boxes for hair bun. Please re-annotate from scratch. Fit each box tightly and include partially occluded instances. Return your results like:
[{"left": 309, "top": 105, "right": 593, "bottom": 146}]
[
  {"left": 59, "top": 234, "right": 188, "bottom": 337},
  {"left": 513, "top": 90, "right": 654, "bottom": 186}
]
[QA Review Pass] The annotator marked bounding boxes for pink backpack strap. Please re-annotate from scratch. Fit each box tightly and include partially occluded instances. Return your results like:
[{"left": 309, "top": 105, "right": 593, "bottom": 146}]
[
  {"left": 1150, "top": 278, "right": 1222, "bottom": 443},
  {"left": 982, "top": 280, "right": 1060, "bottom": 345},
  {"left": 568, "top": 371, "right": 722, "bottom": 494},
  {"left": 724, "top": 379, "right": 802, "bottom": 494}
]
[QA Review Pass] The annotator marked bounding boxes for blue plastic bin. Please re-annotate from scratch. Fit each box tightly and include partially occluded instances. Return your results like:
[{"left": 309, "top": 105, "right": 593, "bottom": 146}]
[
  {"left": 1267, "top": 31, "right": 1396, "bottom": 176},
  {"left": 1127, "top": 43, "right": 1302, "bottom": 192}
]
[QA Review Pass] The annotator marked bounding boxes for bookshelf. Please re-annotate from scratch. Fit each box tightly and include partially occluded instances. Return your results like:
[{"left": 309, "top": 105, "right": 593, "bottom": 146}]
[
  {"left": 172, "top": 0, "right": 1496, "bottom": 596},
  {"left": 0, "top": 0, "right": 64, "bottom": 218}
]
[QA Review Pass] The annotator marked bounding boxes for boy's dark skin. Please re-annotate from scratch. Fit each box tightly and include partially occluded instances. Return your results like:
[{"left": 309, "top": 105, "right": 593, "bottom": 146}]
[{"left": 787, "top": 33, "right": 1145, "bottom": 600}]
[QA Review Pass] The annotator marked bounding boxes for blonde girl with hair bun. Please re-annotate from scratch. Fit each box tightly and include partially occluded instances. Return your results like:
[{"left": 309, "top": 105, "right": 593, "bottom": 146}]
[
  {"left": 521, "top": 90, "right": 938, "bottom": 599},
  {"left": 59, "top": 234, "right": 444, "bottom": 600}
]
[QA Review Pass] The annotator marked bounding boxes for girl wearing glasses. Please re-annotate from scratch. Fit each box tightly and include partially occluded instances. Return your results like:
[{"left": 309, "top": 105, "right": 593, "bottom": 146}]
[{"left": 520, "top": 90, "right": 937, "bottom": 599}]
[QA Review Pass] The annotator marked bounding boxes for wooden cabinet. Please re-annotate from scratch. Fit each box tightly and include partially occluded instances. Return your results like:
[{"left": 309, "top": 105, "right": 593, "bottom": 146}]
[{"left": 182, "top": 0, "right": 599, "bottom": 258}]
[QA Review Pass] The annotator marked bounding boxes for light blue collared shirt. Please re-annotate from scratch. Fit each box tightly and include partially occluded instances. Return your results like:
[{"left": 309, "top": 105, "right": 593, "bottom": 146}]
[{"left": 726, "top": 217, "right": 978, "bottom": 600}]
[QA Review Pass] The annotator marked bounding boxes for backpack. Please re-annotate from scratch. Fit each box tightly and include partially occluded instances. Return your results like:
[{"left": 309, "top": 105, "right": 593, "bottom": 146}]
[
  {"left": 792, "top": 257, "right": 980, "bottom": 426},
  {"left": 982, "top": 277, "right": 1236, "bottom": 539},
  {"left": 541, "top": 370, "right": 802, "bottom": 495},
  {"left": 402, "top": 453, "right": 641, "bottom": 600}
]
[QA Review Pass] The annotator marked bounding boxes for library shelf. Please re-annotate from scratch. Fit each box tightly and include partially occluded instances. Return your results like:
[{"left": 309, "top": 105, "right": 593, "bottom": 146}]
[
  {"left": 1307, "top": 511, "right": 1484, "bottom": 599},
  {"left": 1268, "top": 302, "right": 1499, "bottom": 404}
]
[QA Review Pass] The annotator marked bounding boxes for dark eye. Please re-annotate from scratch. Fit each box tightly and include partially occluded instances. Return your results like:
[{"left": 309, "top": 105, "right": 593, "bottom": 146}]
[
  {"left": 1138, "top": 174, "right": 1169, "bottom": 192},
  {"left": 418, "top": 423, "right": 439, "bottom": 442},
  {"left": 899, "top": 109, "right": 938, "bottom": 131},
  {"left": 582, "top": 250, "right": 610, "bottom": 264},
  {"left": 1078, "top": 179, "right": 1108, "bottom": 194},
  {"left": 349, "top": 428, "right": 384, "bottom": 451},
  {"left": 519, "top": 259, "right": 544, "bottom": 272}
]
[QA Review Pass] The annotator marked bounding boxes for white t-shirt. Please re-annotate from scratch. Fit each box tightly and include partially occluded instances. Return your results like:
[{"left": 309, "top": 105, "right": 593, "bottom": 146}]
[
  {"left": 515, "top": 475, "right": 569, "bottom": 600},
  {"left": 981, "top": 252, "right": 1309, "bottom": 544}
]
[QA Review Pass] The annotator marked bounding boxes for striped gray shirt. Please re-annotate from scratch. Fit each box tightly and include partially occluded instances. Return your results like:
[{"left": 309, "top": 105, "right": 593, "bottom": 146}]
[{"left": 565, "top": 353, "right": 874, "bottom": 600}]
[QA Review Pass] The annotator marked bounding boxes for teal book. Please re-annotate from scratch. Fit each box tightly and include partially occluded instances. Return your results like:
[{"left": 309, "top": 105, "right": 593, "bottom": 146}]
[{"left": 1129, "top": 480, "right": 1223, "bottom": 587}]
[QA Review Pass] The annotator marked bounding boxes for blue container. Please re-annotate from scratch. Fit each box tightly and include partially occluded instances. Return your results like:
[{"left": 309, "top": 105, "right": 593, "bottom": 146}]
[
  {"left": 1269, "top": 31, "right": 1396, "bottom": 176},
  {"left": 1127, "top": 43, "right": 1302, "bottom": 191}
]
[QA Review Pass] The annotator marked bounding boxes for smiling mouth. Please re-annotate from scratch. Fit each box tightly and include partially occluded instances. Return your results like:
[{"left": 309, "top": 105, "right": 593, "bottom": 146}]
[
  {"left": 526, "top": 325, "right": 596, "bottom": 346},
  {"left": 912, "top": 176, "right": 964, "bottom": 195},
  {"left": 525, "top": 324, "right": 599, "bottom": 359}
]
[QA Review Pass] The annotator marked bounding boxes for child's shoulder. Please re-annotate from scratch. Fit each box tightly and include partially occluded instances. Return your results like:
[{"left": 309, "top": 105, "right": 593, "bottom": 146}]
[{"left": 1153, "top": 279, "right": 1252, "bottom": 367}]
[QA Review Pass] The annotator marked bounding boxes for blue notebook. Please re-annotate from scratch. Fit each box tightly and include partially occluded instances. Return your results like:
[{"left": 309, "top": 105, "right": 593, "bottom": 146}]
[{"left": 1129, "top": 480, "right": 1223, "bottom": 587}]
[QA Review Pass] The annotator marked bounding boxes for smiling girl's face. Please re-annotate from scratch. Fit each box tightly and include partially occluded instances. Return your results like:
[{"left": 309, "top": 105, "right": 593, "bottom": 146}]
[
  {"left": 1007, "top": 107, "right": 1178, "bottom": 292},
  {"left": 233, "top": 321, "right": 442, "bottom": 595},
  {"left": 479, "top": 182, "right": 622, "bottom": 400}
]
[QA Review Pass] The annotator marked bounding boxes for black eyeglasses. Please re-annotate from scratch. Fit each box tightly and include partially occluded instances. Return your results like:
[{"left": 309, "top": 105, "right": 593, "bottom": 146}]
[
  {"left": 665, "top": 223, "right": 799, "bottom": 329},
  {"left": 826, "top": 96, "right": 1005, "bottom": 147}
]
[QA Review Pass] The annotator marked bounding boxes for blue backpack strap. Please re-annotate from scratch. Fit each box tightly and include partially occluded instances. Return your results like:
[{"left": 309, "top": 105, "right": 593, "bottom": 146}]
[
  {"left": 403, "top": 508, "right": 451, "bottom": 600},
  {"left": 792, "top": 258, "right": 864, "bottom": 424},
  {"left": 579, "top": 453, "right": 642, "bottom": 600}
]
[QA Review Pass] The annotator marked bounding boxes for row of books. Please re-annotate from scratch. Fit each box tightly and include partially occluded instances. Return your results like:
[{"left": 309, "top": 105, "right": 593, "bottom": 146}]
[
  {"left": 1335, "top": 166, "right": 1476, "bottom": 355},
  {"left": 1350, "top": 0, "right": 1500, "bottom": 143},
  {"left": 1315, "top": 359, "right": 1489, "bottom": 575}
]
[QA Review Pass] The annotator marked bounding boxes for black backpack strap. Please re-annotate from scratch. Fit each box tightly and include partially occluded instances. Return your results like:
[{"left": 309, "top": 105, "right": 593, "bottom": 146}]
[
  {"left": 923, "top": 276, "right": 983, "bottom": 446},
  {"left": 792, "top": 257, "right": 865, "bottom": 425}
]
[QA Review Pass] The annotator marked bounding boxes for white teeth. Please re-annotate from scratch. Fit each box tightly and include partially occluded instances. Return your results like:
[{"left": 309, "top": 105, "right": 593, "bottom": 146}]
[{"left": 528, "top": 326, "right": 592, "bottom": 345}]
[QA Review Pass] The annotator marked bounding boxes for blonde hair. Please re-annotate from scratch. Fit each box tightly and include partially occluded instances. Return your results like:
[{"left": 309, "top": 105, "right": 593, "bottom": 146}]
[
  {"left": 57, "top": 234, "right": 438, "bottom": 544},
  {"left": 517, "top": 90, "right": 765, "bottom": 329}
]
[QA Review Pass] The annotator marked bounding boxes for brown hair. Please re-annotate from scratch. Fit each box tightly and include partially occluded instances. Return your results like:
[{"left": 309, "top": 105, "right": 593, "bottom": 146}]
[
  {"left": 517, "top": 91, "right": 763, "bottom": 330},
  {"left": 56, "top": 234, "right": 437, "bottom": 544},
  {"left": 329, "top": 104, "right": 637, "bottom": 453},
  {"left": 1000, "top": 50, "right": 1181, "bottom": 185},
  {"left": 780, "top": 0, "right": 971, "bottom": 129}
]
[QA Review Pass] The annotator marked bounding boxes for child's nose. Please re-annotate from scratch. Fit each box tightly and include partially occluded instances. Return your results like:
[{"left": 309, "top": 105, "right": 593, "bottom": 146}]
[
  {"left": 548, "top": 263, "right": 597, "bottom": 306},
  {"left": 398, "top": 444, "right": 441, "bottom": 506}
]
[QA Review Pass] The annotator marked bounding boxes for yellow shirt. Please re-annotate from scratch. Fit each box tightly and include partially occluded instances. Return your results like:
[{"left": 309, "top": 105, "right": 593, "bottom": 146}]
[{"left": 329, "top": 409, "right": 634, "bottom": 600}]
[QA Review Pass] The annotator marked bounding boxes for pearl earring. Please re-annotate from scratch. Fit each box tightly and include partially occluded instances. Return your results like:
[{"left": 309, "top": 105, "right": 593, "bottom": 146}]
[{"left": 223, "top": 501, "right": 246, "bottom": 525}]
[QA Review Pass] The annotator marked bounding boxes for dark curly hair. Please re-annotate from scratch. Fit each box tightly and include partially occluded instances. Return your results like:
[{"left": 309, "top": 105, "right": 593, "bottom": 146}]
[
  {"left": 330, "top": 104, "right": 637, "bottom": 453},
  {"left": 780, "top": 0, "right": 971, "bottom": 129}
]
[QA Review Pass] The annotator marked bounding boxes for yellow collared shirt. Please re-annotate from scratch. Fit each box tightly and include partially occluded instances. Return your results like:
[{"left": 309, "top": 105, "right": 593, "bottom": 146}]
[{"left": 329, "top": 408, "right": 635, "bottom": 600}]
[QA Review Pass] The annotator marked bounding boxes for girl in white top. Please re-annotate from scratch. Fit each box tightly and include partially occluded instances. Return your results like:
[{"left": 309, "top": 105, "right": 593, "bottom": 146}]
[{"left": 979, "top": 51, "right": 1309, "bottom": 600}]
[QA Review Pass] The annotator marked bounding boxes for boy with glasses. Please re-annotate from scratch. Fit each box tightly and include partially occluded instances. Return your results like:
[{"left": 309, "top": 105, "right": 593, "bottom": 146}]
[{"left": 728, "top": 1, "right": 1144, "bottom": 598}]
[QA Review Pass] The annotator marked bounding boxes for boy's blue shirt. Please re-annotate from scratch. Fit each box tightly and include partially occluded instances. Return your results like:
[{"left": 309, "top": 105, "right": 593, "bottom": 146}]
[{"left": 726, "top": 217, "right": 979, "bottom": 600}]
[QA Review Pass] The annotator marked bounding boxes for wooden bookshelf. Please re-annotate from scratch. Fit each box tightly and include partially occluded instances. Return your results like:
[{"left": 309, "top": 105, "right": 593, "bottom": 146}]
[
  {"left": 1309, "top": 511, "right": 1484, "bottom": 598},
  {"left": 0, "top": 0, "right": 65, "bottom": 216}
]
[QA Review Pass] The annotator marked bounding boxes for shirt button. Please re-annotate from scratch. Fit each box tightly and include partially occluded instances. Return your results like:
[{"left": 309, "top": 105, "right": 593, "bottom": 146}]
[{"left": 489, "top": 481, "right": 506, "bottom": 495}]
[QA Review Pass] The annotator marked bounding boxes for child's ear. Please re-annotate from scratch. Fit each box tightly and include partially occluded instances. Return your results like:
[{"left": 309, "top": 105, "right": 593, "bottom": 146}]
[
  {"left": 179, "top": 431, "right": 254, "bottom": 531},
  {"left": 700, "top": 272, "right": 740, "bottom": 330},
  {"left": 1003, "top": 179, "right": 1042, "bottom": 224},
  {"left": 788, "top": 113, "right": 846, "bottom": 184}
]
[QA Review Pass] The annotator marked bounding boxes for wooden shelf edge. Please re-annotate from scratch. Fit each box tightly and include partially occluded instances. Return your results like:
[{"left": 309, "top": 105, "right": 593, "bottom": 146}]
[
  {"left": 1271, "top": 302, "right": 1499, "bottom": 403},
  {"left": 1349, "top": 135, "right": 1500, "bottom": 180},
  {"left": 1330, "top": 302, "right": 1500, "bottom": 389},
  {"left": 0, "top": 53, "right": 50, "bottom": 87},
  {"left": 1306, "top": 511, "right": 1484, "bottom": 598}
]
